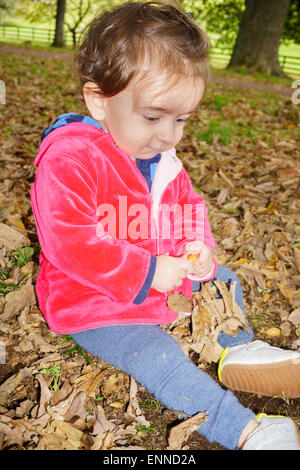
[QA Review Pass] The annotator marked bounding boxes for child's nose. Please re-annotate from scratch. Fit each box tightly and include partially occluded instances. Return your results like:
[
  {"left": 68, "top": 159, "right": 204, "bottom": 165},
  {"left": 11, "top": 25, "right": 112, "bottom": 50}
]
[{"left": 156, "top": 122, "right": 176, "bottom": 146}]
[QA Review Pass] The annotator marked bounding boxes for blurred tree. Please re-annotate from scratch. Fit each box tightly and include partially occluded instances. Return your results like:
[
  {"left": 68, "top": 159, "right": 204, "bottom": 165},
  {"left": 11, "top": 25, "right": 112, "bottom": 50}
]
[
  {"left": 182, "top": 0, "right": 245, "bottom": 47},
  {"left": 180, "top": 0, "right": 298, "bottom": 76},
  {"left": 228, "top": 0, "right": 291, "bottom": 75},
  {"left": 0, "top": 0, "right": 17, "bottom": 25},
  {"left": 12, "top": 0, "right": 121, "bottom": 47},
  {"left": 282, "top": 0, "right": 300, "bottom": 43},
  {"left": 65, "top": 0, "right": 90, "bottom": 46},
  {"left": 13, "top": 0, "right": 56, "bottom": 24},
  {"left": 63, "top": 0, "right": 122, "bottom": 46},
  {"left": 52, "top": 0, "right": 66, "bottom": 47}
]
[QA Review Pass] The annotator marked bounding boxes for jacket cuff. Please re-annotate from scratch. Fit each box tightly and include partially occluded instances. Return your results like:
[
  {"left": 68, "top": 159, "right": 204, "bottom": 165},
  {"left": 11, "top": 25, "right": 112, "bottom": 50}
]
[
  {"left": 133, "top": 255, "right": 157, "bottom": 305},
  {"left": 186, "top": 258, "right": 218, "bottom": 282}
]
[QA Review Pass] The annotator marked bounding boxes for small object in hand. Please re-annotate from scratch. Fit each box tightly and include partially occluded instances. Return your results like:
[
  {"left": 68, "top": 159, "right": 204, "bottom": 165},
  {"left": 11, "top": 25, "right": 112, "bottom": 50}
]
[{"left": 187, "top": 253, "right": 200, "bottom": 264}]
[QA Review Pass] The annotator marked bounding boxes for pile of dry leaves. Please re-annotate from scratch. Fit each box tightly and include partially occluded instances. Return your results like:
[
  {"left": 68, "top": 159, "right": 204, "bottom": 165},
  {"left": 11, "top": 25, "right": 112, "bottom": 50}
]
[
  {"left": 0, "top": 221, "right": 244, "bottom": 450},
  {"left": 0, "top": 48, "right": 300, "bottom": 450},
  {"left": 165, "top": 278, "right": 250, "bottom": 364}
]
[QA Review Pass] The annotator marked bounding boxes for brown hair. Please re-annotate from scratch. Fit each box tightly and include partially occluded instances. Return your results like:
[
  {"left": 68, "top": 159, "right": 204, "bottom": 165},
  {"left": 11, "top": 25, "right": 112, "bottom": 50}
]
[{"left": 75, "top": 1, "right": 210, "bottom": 99}]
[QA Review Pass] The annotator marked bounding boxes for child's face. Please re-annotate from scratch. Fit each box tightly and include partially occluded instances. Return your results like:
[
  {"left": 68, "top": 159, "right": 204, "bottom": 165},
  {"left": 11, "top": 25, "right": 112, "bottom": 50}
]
[{"left": 85, "top": 72, "right": 205, "bottom": 159}]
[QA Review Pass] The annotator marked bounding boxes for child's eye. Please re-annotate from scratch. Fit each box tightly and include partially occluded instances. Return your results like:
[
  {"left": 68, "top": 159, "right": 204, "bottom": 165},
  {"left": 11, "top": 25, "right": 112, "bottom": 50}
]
[
  {"left": 144, "top": 116, "right": 159, "bottom": 122},
  {"left": 176, "top": 118, "right": 187, "bottom": 123}
]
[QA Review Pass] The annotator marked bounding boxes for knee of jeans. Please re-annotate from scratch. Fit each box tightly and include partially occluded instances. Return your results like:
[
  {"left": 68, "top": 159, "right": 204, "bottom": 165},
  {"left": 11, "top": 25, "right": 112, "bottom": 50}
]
[
  {"left": 216, "top": 266, "right": 241, "bottom": 285},
  {"left": 127, "top": 333, "right": 187, "bottom": 378}
]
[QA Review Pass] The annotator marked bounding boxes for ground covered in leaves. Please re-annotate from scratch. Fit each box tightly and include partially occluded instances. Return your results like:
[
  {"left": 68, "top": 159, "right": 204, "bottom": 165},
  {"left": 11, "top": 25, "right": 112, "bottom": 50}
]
[{"left": 0, "top": 46, "right": 300, "bottom": 451}]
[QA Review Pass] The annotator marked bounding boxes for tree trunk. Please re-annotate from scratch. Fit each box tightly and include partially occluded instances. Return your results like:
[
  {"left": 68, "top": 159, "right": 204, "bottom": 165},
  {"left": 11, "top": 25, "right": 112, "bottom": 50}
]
[
  {"left": 228, "top": 0, "right": 290, "bottom": 76},
  {"left": 52, "top": 0, "right": 66, "bottom": 48}
]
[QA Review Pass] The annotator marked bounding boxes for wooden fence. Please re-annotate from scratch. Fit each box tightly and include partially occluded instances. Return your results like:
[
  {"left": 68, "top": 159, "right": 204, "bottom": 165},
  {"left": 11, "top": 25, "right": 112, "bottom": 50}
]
[
  {"left": 211, "top": 46, "right": 300, "bottom": 76},
  {"left": 0, "top": 24, "right": 75, "bottom": 46},
  {"left": 1, "top": 24, "right": 299, "bottom": 75}
]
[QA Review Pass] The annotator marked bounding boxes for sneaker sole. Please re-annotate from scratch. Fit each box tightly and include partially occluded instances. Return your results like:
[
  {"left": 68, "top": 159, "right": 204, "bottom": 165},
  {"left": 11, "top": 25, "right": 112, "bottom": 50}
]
[{"left": 220, "top": 358, "right": 300, "bottom": 398}]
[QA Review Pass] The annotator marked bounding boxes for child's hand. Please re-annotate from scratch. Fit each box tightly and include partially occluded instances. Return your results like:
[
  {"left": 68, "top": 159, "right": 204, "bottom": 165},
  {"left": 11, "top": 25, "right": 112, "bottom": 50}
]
[
  {"left": 182, "top": 241, "right": 214, "bottom": 280},
  {"left": 151, "top": 255, "right": 194, "bottom": 293}
]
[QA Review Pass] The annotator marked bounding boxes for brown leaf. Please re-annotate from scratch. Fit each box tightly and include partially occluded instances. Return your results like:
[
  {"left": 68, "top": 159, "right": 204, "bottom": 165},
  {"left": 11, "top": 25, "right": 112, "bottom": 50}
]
[
  {"left": 34, "top": 374, "right": 52, "bottom": 419},
  {"left": 167, "top": 292, "right": 193, "bottom": 314},
  {"left": 0, "top": 222, "right": 30, "bottom": 251},
  {"left": 0, "top": 416, "right": 34, "bottom": 447},
  {"left": 167, "top": 412, "right": 207, "bottom": 450},
  {"left": 288, "top": 308, "right": 300, "bottom": 327},
  {"left": 294, "top": 247, "right": 300, "bottom": 274},
  {"left": 89, "top": 403, "right": 116, "bottom": 436},
  {"left": 280, "top": 321, "right": 292, "bottom": 337},
  {"left": 2, "top": 279, "right": 36, "bottom": 319},
  {"left": 52, "top": 380, "right": 73, "bottom": 406},
  {"left": 72, "top": 366, "right": 107, "bottom": 399},
  {"left": 197, "top": 340, "right": 224, "bottom": 363},
  {"left": 126, "top": 377, "right": 150, "bottom": 427},
  {"left": 0, "top": 367, "right": 33, "bottom": 407},
  {"left": 46, "top": 420, "right": 86, "bottom": 450},
  {"left": 15, "top": 399, "right": 34, "bottom": 418}
]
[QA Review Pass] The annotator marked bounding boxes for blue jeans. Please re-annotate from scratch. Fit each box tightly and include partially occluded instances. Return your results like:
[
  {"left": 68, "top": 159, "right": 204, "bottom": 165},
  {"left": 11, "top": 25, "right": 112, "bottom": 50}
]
[{"left": 70, "top": 266, "right": 255, "bottom": 450}]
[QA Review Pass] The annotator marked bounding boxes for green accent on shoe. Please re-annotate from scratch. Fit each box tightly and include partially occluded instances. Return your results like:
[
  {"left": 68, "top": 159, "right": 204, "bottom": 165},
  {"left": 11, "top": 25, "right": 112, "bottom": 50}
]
[
  {"left": 256, "top": 413, "right": 285, "bottom": 419},
  {"left": 217, "top": 347, "right": 230, "bottom": 383}
]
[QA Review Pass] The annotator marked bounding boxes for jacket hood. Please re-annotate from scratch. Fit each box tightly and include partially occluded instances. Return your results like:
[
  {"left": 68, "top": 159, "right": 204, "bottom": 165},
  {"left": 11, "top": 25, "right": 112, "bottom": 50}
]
[{"left": 34, "top": 113, "right": 104, "bottom": 167}]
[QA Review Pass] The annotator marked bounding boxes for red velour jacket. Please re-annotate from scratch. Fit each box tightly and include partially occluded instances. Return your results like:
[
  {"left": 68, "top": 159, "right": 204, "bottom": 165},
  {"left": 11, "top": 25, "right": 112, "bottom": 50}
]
[{"left": 30, "top": 123, "right": 216, "bottom": 333}]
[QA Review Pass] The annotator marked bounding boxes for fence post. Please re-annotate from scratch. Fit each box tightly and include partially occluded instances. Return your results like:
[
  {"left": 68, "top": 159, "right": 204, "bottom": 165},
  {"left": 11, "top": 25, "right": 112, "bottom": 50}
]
[{"left": 282, "top": 55, "right": 286, "bottom": 68}]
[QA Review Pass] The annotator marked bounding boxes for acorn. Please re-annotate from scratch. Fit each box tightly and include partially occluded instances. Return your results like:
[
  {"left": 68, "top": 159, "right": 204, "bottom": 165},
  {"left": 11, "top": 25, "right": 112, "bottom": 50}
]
[
  {"left": 187, "top": 253, "right": 200, "bottom": 265},
  {"left": 266, "top": 327, "right": 281, "bottom": 337}
]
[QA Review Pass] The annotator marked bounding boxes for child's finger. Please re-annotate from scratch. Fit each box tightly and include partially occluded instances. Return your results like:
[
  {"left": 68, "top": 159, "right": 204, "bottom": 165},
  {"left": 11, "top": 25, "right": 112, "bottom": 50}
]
[
  {"left": 185, "top": 240, "right": 204, "bottom": 254},
  {"left": 179, "top": 258, "right": 194, "bottom": 273}
]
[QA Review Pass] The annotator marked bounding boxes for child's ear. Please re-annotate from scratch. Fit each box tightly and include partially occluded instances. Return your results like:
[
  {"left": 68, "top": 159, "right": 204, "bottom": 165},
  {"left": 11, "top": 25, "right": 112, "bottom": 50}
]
[{"left": 83, "top": 82, "right": 106, "bottom": 121}]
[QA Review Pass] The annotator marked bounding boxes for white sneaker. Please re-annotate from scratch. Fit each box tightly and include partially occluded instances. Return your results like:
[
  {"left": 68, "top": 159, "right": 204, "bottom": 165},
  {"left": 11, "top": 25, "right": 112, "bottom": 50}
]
[
  {"left": 218, "top": 340, "right": 300, "bottom": 397},
  {"left": 241, "top": 414, "right": 300, "bottom": 450}
]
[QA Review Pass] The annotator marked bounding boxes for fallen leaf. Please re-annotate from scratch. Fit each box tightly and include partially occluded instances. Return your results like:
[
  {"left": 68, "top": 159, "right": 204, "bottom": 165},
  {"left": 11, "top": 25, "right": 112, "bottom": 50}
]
[
  {"left": 288, "top": 308, "right": 300, "bottom": 327},
  {"left": 2, "top": 280, "right": 36, "bottom": 319},
  {"left": 0, "top": 416, "right": 35, "bottom": 447},
  {"left": 0, "top": 223, "right": 30, "bottom": 251},
  {"left": 15, "top": 399, "right": 34, "bottom": 418},
  {"left": 34, "top": 374, "right": 52, "bottom": 419},
  {"left": 167, "top": 412, "right": 207, "bottom": 450},
  {"left": 280, "top": 321, "right": 292, "bottom": 337},
  {"left": 126, "top": 377, "right": 150, "bottom": 427},
  {"left": 0, "top": 367, "right": 33, "bottom": 407},
  {"left": 89, "top": 403, "right": 116, "bottom": 436},
  {"left": 72, "top": 366, "right": 107, "bottom": 399},
  {"left": 167, "top": 291, "right": 193, "bottom": 314},
  {"left": 294, "top": 248, "right": 300, "bottom": 274}
]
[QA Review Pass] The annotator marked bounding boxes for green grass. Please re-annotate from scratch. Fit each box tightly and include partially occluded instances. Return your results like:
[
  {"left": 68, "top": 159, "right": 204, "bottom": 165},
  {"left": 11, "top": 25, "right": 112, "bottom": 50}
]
[
  {"left": 211, "top": 65, "right": 297, "bottom": 85},
  {"left": 0, "top": 246, "right": 34, "bottom": 296},
  {"left": 247, "top": 313, "right": 267, "bottom": 330},
  {"left": 0, "top": 36, "right": 75, "bottom": 50},
  {"left": 39, "top": 363, "right": 63, "bottom": 391},
  {"left": 13, "top": 247, "right": 34, "bottom": 265},
  {"left": 139, "top": 398, "right": 162, "bottom": 412},
  {"left": 196, "top": 119, "right": 235, "bottom": 145}
]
